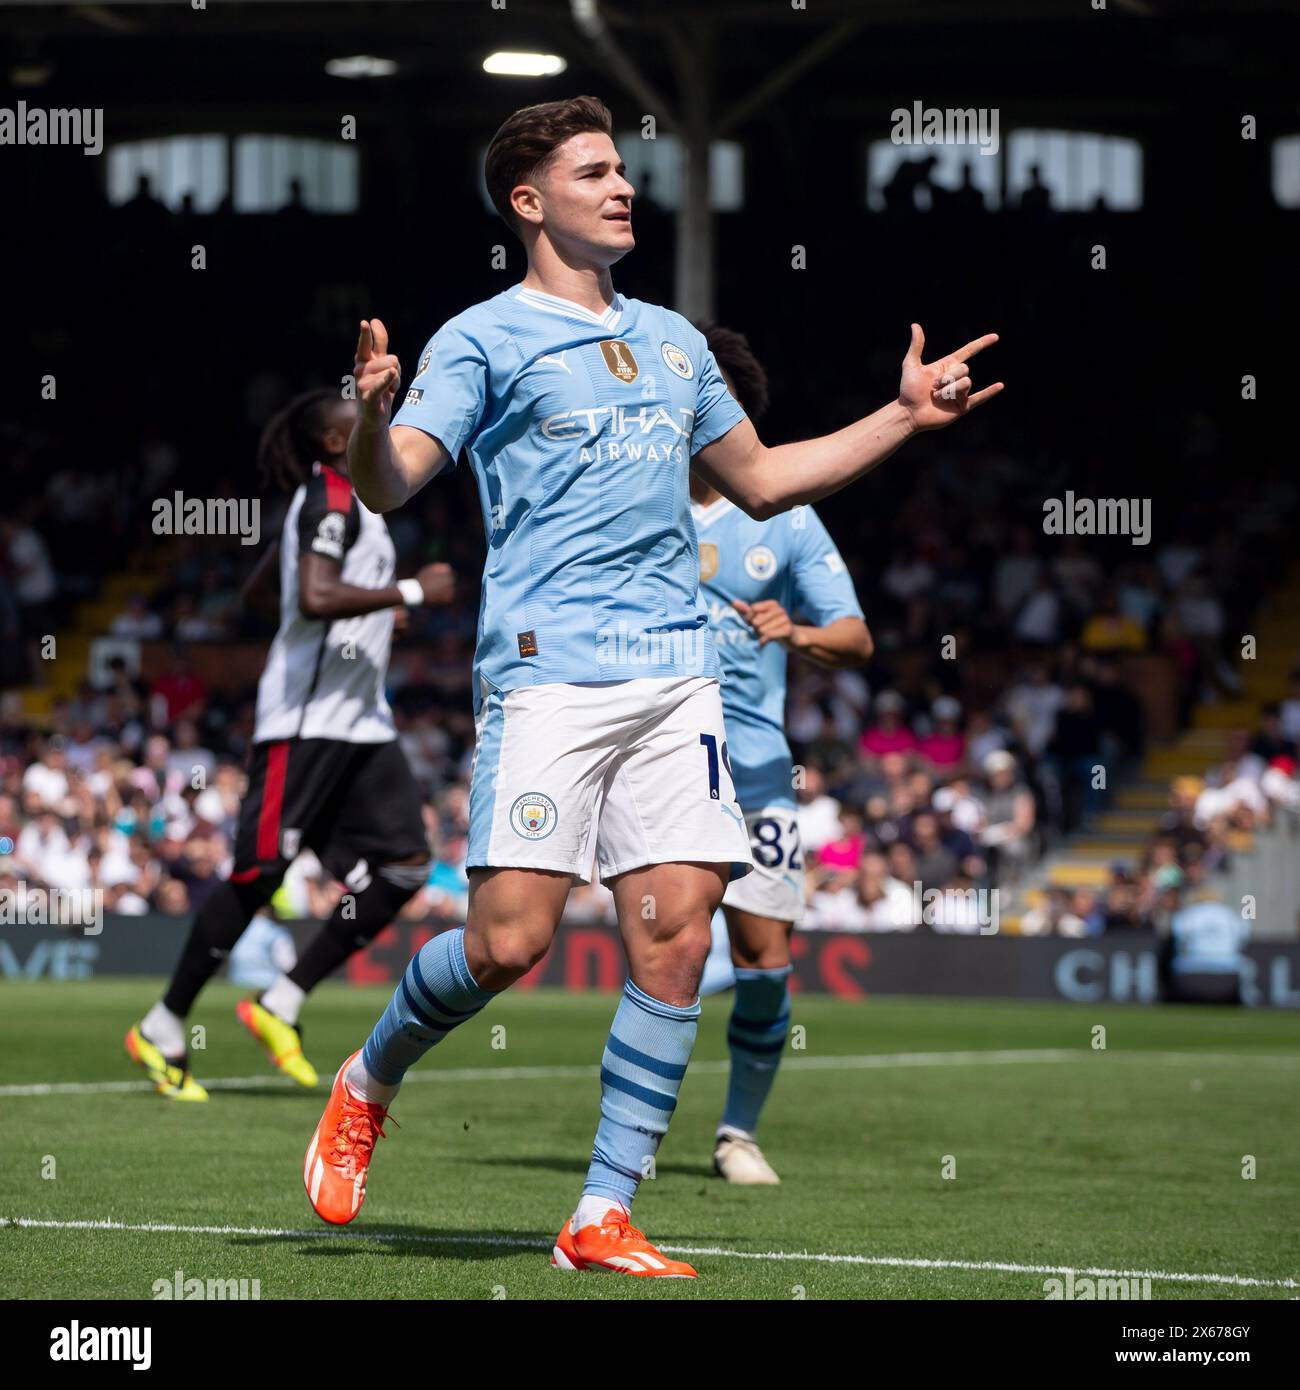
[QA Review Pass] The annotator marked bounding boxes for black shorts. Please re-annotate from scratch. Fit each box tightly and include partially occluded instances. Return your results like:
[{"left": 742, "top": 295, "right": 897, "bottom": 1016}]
[{"left": 231, "top": 737, "right": 427, "bottom": 884}]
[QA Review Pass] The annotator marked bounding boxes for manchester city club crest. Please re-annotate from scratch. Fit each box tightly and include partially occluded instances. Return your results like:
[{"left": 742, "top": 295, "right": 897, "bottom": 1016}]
[
  {"left": 510, "top": 792, "right": 558, "bottom": 840},
  {"left": 661, "top": 341, "right": 694, "bottom": 379},
  {"left": 699, "top": 542, "right": 719, "bottom": 582},
  {"left": 743, "top": 544, "right": 778, "bottom": 581},
  {"left": 598, "top": 339, "right": 639, "bottom": 383}
]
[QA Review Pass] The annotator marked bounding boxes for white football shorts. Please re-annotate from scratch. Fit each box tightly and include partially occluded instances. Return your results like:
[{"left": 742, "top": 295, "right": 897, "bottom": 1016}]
[
  {"left": 467, "top": 675, "right": 753, "bottom": 883},
  {"left": 721, "top": 803, "right": 805, "bottom": 923}
]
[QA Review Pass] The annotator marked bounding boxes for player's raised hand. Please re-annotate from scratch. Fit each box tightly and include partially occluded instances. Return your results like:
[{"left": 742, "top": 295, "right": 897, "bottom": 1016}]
[
  {"left": 897, "top": 323, "right": 1003, "bottom": 431},
  {"left": 355, "top": 318, "right": 402, "bottom": 426},
  {"left": 734, "top": 598, "right": 795, "bottom": 648}
]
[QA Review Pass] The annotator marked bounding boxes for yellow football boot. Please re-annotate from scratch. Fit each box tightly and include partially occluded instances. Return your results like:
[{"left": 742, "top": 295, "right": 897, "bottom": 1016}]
[
  {"left": 236, "top": 998, "right": 319, "bottom": 1087},
  {"left": 124, "top": 1023, "right": 209, "bottom": 1101}
]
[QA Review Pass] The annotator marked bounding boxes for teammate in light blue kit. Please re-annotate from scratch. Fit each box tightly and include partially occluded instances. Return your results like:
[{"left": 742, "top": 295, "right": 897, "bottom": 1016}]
[
  {"left": 691, "top": 325, "right": 873, "bottom": 1185},
  {"left": 303, "top": 95, "right": 1003, "bottom": 1276}
]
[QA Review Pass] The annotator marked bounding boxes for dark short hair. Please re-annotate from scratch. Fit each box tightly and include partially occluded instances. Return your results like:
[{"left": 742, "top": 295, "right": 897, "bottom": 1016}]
[
  {"left": 697, "top": 322, "right": 770, "bottom": 421},
  {"left": 484, "top": 95, "right": 614, "bottom": 233}
]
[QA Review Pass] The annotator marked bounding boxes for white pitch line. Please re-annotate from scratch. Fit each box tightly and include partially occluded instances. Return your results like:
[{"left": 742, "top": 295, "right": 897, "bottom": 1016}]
[
  {"left": 1, "top": 1047, "right": 1296, "bottom": 1099},
  {"left": 0, "top": 1048, "right": 1082, "bottom": 1097},
  {"left": 2, "top": 1045, "right": 1300, "bottom": 1100},
  {"left": 1, "top": 1217, "right": 1293, "bottom": 1290}
]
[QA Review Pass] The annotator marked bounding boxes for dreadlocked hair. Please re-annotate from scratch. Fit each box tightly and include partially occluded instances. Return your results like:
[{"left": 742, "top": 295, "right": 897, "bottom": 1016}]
[
  {"left": 257, "top": 388, "right": 342, "bottom": 494},
  {"left": 695, "top": 322, "right": 770, "bottom": 422}
]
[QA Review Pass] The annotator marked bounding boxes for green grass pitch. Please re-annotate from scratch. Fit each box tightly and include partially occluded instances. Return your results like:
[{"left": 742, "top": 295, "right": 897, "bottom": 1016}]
[{"left": 2, "top": 980, "right": 1297, "bottom": 1300}]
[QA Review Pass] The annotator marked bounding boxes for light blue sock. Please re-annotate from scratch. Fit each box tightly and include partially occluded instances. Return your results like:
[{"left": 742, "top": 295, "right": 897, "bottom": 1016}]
[
  {"left": 720, "top": 966, "right": 792, "bottom": 1137},
  {"left": 360, "top": 927, "right": 494, "bottom": 1086},
  {"left": 582, "top": 979, "right": 700, "bottom": 1210}
]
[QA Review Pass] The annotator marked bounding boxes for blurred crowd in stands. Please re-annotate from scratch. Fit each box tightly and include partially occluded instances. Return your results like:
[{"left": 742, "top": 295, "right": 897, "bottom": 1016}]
[{"left": 3, "top": 453, "right": 1299, "bottom": 935}]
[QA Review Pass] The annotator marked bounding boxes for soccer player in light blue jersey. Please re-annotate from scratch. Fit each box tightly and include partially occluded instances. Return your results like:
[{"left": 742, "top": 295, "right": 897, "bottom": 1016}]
[
  {"left": 303, "top": 95, "right": 1002, "bottom": 1276},
  {"left": 690, "top": 325, "right": 873, "bottom": 1186}
]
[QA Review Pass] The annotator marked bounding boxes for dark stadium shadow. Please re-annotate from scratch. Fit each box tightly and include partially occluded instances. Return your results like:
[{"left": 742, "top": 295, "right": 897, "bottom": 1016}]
[
  {"left": 199, "top": 1084, "right": 318, "bottom": 1100},
  {"left": 225, "top": 1226, "right": 555, "bottom": 1264},
  {"left": 123, "top": 1086, "right": 306, "bottom": 1106},
  {"left": 448, "top": 1154, "right": 716, "bottom": 1180}
]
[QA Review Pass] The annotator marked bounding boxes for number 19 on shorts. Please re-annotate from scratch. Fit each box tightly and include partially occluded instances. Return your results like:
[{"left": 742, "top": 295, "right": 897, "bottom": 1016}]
[{"left": 699, "top": 732, "right": 734, "bottom": 800}]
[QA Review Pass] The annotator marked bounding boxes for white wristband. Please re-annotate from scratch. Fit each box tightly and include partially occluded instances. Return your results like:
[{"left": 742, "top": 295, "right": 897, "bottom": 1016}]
[{"left": 397, "top": 578, "right": 425, "bottom": 607}]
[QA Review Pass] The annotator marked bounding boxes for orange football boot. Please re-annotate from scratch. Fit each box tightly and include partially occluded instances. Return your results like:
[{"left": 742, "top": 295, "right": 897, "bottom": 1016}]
[
  {"left": 303, "top": 1050, "right": 392, "bottom": 1225},
  {"left": 552, "top": 1206, "right": 698, "bottom": 1277}
]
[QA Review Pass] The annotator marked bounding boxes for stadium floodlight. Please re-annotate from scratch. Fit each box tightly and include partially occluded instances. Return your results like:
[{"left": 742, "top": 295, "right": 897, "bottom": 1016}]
[
  {"left": 10, "top": 63, "right": 53, "bottom": 88},
  {"left": 325, "top": 55, "right": 398, "bottom": 79},
  {"left": 482, "top": 51, "right": 567, "bottom": 78}
]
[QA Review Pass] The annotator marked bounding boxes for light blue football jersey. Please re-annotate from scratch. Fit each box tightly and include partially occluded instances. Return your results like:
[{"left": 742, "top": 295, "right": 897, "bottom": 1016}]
[
  {"left": 392, "top": 284, "right": 746, "bottom": 709},
  {"left": 691, "top": 496, "right": 863, "bottom": 811}
]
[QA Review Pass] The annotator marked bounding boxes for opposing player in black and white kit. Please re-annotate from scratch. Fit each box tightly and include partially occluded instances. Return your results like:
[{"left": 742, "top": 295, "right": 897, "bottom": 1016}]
[{"left": 125, "top": 389, "right": 455, "bottom": 1100}]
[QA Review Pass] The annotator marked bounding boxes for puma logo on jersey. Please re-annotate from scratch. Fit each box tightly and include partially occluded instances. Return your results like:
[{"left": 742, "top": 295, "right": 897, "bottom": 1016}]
[{"left": 535, "top": 351, "right": 572, "bottom": 374}]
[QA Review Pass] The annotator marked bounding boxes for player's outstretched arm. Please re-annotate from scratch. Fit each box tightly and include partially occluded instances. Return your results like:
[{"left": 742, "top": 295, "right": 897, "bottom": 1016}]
[
  {"left": 733, "top": 600, "right": 873, "bottom": 669},
  {"left": 694, "top": 324, "right": 1002, "bottom": 520},
  {"left": 348, "top": 318, "right": 450, "bottom": 512},
  {"left": 299, "top": 556, "right": 455, "bottom": 621},
  {"left": 787, "top": 615, "right": 874, "bottom": 669}
]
